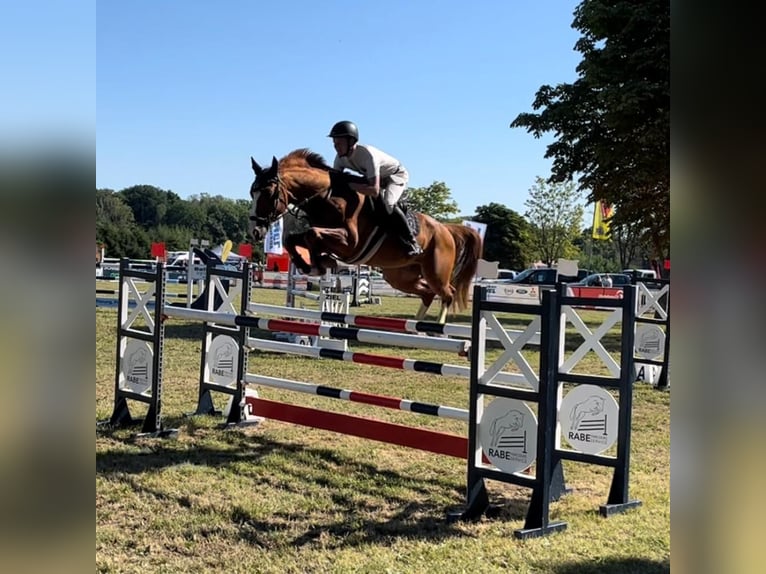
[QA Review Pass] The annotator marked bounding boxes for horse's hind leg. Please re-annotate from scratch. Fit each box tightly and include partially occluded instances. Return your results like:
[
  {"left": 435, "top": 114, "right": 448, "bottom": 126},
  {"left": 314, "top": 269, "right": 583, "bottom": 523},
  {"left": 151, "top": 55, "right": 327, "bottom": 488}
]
[
  {"left": 419, "top": 257, "right": 456, "bottom": 320},
  {"left": 415, "top": 299, "right": 435, "bottom": 320},
  {"left": 418, "top": 231, "right": 457, "bottom": 323},
  {"left": 382, "top": 267, "right": 436, "bottom": 318}
]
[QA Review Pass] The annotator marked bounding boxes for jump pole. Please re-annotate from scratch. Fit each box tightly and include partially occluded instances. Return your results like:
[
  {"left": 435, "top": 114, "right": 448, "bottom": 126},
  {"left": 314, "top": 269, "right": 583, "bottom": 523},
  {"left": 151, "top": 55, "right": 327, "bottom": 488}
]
[
  {"left": 248, "top": 398, "right": 467, "bottom": 459},
  {"left": 244, "top": 373, "right": 468, "bottom": 421},
  {"left": 164, "top": 306, "right": 471, "bottom": 355},
  {"left": 249, "top": 336, "right": 532, "bottom": 387},
  {"left": 248, "top": 301, "right": 541, "bottom": 346}
]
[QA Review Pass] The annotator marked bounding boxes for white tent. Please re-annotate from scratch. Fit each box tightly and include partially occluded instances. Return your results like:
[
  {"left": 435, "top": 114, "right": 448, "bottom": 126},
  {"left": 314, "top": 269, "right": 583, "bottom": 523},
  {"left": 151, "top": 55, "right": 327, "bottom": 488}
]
[{"left": 211, "top": 245, "right": 248, "bottom": 262}]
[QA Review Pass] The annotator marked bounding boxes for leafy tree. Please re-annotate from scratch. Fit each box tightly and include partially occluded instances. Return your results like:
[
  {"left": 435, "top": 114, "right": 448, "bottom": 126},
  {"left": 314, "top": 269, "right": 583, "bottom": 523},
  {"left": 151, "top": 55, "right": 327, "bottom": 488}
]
[
  {"left": 97, "top": 188, "right": 135, "bottom": 227},
  {"left": 573, "top": 229, "right": 620, "bottom": 272},
  {"left": 166, "top": 195, "right": 206, "bottom": 232},
  {"left": 119, "top": 185, "right": 179, "bottom": 229},
  {"left": 510, "top": 0, "right": 669, "bottom": 264},
  {"left": 150, "top": 225, "right": 192, "bottom": 251},
  {"left": 472, "top": 203, "right": 530, "bottom": 270},
  {"left": 234, "top": 199, "right": 256, "bottom": 244},
  {"left": 195, "top": 194, "right": 242, "bottom": 245},
  {"left": 405, "top": 181, "right": 459, "bottom": 221},
  {"left": 97, "top": 188, "right": 151, "bottom": 258},
  {"left": 610, "top": 220, "right": 655, "bottom": 270},
  {"left": 97, "top": 220, "right": 151, "bottom": 259},
  {"left": 524, "top": 177, "right": 584, "bottom": 266}
]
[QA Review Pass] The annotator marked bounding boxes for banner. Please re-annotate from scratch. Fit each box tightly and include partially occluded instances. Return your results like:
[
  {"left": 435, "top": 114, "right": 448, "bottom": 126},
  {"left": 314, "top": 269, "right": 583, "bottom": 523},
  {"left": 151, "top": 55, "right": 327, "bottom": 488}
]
[
  {"left": 462, "top": 220, "right": 487, "bottom": 242},
  {"left": 150, "top": 241, "right": 166, "bottom": 261},
  {"left": 556, "top": 258, "right": 579, "bottom": 278},
  {"left": 264, "top": 222, "right": 283, "bottom": 255},
  {"left": 237, "top": 243, "right": 253, "bottom": 260},
  {"left": 592, "top": 201, "right": 613, "bottom": 240},
  {"left": 264, "top": 218, "right": 284, "bottom": 255}
]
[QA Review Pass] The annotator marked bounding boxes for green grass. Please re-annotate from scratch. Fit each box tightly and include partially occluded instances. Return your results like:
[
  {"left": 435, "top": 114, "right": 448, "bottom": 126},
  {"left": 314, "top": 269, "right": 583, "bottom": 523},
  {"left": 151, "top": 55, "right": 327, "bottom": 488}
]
[{"left": 96, "top": 288, "right": 670, "bottom": 573}]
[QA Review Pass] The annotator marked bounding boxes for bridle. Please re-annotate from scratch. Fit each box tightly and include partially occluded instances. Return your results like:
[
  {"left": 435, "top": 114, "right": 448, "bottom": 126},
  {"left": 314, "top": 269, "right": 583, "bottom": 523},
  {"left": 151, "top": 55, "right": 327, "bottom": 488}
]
[
  {"left": 250, "top": 166, "right": 336, "bottom": 228},
  {"left": 249, "top": 172, "right": 291, "bottom": 228}
]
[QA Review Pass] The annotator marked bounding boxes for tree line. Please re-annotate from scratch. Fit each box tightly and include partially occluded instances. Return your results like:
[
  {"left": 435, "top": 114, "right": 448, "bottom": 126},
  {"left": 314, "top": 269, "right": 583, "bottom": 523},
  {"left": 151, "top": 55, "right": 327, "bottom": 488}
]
[
  {"left": 97, "top": 185, "right": 263, "bottom": 261},
  {"left": 97, "top": 179, "right": 654, "bottom": 273}
]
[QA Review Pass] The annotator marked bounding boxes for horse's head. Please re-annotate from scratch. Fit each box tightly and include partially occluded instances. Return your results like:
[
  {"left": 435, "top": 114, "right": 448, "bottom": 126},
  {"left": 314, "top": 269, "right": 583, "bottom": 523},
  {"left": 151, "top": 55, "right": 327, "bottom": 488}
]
[{"left": 248, "top": 155, "right": 285, "bottom": 242}]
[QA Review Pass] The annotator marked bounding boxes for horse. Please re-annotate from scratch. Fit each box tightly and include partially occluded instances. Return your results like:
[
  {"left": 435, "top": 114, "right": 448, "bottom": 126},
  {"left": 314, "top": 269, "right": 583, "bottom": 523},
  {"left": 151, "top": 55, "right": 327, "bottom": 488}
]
[{"left": 248, "top": 149, "right": 482, "bottom": 323}]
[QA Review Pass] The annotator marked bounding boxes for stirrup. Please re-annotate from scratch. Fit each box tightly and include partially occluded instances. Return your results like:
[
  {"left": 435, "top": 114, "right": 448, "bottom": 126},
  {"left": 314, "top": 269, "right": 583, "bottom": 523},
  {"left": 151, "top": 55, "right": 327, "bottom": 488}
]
[{"left": 404, "top": 241, "right": 422, "bottom": 256}]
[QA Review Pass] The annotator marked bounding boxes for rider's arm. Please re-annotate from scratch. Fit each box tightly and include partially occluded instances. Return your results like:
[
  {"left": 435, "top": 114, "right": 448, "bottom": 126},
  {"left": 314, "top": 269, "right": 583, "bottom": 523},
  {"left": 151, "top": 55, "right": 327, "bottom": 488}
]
[
  {"left": 349, "top": 175, "right": 380, "bottom": 197},
  {"left": 346, "top": 145, "right": 381, "bottom": 197}
]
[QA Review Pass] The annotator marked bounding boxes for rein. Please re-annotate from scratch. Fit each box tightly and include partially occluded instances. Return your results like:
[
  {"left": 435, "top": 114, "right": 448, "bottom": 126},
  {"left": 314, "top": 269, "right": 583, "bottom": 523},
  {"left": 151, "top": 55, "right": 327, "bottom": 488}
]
[
  {"left": 253, "top": 162, "right": 339, "bottom": 227},
  {"left": 265, "top": 172, "right": 334, "bottom": 226}
]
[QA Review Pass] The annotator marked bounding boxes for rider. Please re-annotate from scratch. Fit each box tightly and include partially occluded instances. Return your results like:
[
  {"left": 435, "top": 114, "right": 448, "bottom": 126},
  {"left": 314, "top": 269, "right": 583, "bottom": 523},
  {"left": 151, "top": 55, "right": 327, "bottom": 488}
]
[{"left": 327, "top": 120, "right": 422, "bottom": 256}]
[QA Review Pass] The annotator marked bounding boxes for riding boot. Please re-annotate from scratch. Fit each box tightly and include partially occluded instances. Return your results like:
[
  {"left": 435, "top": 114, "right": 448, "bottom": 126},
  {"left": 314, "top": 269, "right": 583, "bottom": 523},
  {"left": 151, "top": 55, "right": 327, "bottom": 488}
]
[{"left": 388, "top": 205, "right": 422, "bottom": 256}]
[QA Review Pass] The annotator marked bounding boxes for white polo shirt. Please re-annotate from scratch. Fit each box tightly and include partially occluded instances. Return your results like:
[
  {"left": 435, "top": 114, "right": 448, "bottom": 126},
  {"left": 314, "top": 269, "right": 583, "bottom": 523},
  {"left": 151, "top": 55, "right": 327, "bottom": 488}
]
[{"left": 333, "top": 143, "right": 405, "bottom": 183}]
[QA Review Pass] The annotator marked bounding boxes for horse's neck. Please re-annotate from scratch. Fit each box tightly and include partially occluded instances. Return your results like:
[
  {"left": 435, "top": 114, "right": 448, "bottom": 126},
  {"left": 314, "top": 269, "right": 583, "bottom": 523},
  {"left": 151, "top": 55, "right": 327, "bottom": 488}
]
[
  {"left": 285, "top": 169, "right": 369, "bottom": 225},
  {"left": 284, "top": 169, "right": 330, "bottom": 204}
]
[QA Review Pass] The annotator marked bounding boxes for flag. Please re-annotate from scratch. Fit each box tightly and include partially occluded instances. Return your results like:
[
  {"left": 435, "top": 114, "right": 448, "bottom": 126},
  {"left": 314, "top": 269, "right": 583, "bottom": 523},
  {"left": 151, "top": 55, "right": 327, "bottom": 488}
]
[
  {"left": 592, "top": 201, "right": 613, "bottom": 240},
  {"left": 264, "top": 218, "right": 284, "bottom": 254}
]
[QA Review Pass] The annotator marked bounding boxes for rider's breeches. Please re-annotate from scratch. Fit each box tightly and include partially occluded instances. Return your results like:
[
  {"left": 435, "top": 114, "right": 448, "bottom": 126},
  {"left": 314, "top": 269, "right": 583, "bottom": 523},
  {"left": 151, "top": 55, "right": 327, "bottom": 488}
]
[{"left": 380, "top": 169, "right": 409, "bottom": 214}]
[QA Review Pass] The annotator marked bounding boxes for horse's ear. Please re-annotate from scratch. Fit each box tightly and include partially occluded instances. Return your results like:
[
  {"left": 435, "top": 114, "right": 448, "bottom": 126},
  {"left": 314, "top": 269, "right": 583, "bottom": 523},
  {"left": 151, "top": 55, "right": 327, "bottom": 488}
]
[
  {"left": 271, "top": 156, "right": 279, "bottom": 172},
  {"left": 251, "top": 157, "right": 262, "bottom": 175}
]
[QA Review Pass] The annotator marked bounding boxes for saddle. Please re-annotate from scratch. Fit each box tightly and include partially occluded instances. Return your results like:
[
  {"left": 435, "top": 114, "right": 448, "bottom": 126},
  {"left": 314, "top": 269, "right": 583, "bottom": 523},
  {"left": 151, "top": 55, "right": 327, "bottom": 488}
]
[{"left": 329, "top": 170, "right": 420, "bottom": 239}]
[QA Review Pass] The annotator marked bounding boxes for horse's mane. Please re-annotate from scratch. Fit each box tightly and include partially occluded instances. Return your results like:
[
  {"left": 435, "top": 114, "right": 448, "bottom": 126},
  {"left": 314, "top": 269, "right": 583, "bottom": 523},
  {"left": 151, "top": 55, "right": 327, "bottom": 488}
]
[
  {"left": 279, "top": 148, "right": 331, "bottom": 171},
  {"left": 278, "top": 148, "right": 354, "bottom": 199}
]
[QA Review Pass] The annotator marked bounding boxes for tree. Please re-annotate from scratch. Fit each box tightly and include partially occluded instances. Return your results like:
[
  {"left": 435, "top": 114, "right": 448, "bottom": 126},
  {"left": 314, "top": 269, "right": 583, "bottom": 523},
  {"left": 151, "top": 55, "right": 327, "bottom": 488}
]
[
  {"left": 197, "top": 194, "right": 248, "bottom": 246},
  {"left": 524, "top": 177, "right": 584, "bottom": 266},
  {"left": 573, "top": 229, "right": 620, "bottom": 272},
  {"left": 119, "top": 185, "right": 178, "bottom": 229},
  {"left": 96, "top": 189, "right": 151, "bottom": 258},
  {"left": 510, "top": 0, "right": 669, "bottom": 265},
  {"left": 97, "top": 184, "right": 265, "bottom": 261},
  {"left": 405, "top": 181, "right": 459, "bottom": 221},
  {"left": 610, "top": 221, "right": 655, "bottom": 270},
  {"left": 97, "top": 188, "right": 135, "bottom": 228},
  {"left": 472, "top": 203, "right": 530, "bottom": 270}
]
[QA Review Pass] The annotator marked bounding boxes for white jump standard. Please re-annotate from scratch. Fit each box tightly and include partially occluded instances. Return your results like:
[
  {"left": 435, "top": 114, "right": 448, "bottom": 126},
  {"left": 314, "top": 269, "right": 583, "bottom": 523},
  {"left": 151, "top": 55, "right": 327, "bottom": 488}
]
[{"left": 102, "top": 259, "right": 643, "bottom": 539}]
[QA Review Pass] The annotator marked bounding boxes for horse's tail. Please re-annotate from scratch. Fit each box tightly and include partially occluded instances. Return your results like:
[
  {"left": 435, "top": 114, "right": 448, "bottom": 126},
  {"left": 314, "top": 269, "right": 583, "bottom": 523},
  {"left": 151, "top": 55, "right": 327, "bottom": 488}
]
[{"left": 447, "top": 224, "right": 482, "bottom": 311}]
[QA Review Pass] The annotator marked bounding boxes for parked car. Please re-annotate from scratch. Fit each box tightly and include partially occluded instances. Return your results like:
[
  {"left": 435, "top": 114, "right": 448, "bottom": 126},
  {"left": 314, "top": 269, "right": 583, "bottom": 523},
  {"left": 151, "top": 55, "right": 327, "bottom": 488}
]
[
  {"left": 476, "top": 268, "right": 518, "bottom": 283},
  {"left": 623, "top": 268, "right": 658, "bottom": 280},
  {"left": 573, "top": 273, "right": 631, "bottom": 287},
  {"left": 497, "top": 269, "right": 518, "bottom": 280},
  {"left": 509, "top": 267, "right": 586, "bottom": 286}
]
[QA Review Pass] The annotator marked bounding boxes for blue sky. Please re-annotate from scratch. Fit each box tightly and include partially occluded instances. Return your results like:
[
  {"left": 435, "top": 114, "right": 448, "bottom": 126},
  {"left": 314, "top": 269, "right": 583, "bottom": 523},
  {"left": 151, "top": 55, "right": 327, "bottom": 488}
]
[
  {"left": 97, "top": 0, "right": 582, "bottom": 216},
  {"left": 1, "top": 2, "right": 94, "bottom": 148}
]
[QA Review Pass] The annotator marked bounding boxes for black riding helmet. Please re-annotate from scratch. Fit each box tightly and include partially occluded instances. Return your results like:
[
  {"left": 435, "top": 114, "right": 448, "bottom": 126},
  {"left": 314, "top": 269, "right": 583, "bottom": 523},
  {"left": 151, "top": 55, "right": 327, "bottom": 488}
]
[{"left": 327, "top": 120, "right": 359, "bottom": 141}]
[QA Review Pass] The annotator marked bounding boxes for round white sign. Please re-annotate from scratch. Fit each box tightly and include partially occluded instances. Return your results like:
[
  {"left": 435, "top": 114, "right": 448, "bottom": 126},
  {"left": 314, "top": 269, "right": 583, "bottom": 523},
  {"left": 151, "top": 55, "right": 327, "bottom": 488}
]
[
  {"left": 120, "top": 340, "right": 153, "bottom": 394},
  {"left": 635, "top": 324, "right": 665, "bottom": 360},
  {"left": 207, "top": 335, "right": 239, "bottom": 387},
  {"left": 560, "top": 384, "right": 619, "bottom": 454},
  {"left": 479, "top": 397, "right": 537, "bottom": 474}
]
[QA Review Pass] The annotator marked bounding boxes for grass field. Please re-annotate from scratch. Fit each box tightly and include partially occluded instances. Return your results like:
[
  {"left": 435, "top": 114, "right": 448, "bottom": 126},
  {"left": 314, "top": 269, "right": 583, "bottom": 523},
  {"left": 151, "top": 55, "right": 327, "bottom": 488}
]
[{"left": 96, "top": 286, "right": 670, "bottom": 573}]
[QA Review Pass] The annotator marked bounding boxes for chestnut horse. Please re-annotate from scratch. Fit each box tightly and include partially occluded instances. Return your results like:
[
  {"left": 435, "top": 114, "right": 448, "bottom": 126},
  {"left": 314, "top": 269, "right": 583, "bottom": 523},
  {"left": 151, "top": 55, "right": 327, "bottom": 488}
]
[{"left": 248, "top": 149, "right": 482, "bottom": 323}]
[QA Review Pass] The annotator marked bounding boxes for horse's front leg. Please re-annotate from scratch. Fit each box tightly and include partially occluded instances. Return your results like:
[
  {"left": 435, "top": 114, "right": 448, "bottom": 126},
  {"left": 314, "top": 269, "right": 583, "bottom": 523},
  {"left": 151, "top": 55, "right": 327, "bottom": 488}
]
[
  {"left": 305, "top": 227, "right": 351, "bottom": 272},
  {"left": 283, "top": 232, "right": 313, "bottom": 275}
]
